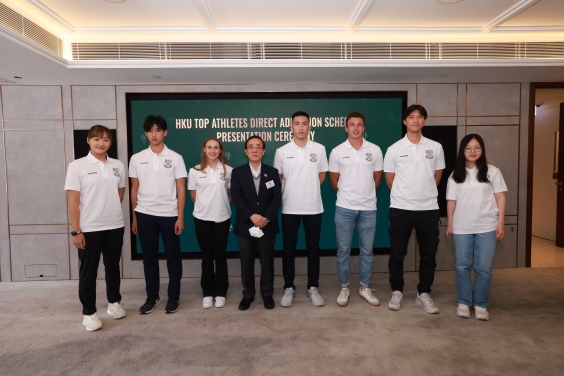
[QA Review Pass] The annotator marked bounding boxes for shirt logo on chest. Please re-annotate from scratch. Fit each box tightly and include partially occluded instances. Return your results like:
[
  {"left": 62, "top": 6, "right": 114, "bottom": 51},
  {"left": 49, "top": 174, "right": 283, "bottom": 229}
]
[
  {"left": 365, "top": 153, "right": 372, "bottom": 161},
  {"left": 310, "top": 153, "right": 317, "bottom": 162},
  {"left": 164, "top": 159, "right": 172, "bottom": 168},
  {"left": 112, "top": 168, "right": 120, "bottom": 177},
  {"left": 425, "top": 150, "right": 433, "bottom": 159},
  {"left": 220, "top": 172, "right": 225, "bottom": 180}
]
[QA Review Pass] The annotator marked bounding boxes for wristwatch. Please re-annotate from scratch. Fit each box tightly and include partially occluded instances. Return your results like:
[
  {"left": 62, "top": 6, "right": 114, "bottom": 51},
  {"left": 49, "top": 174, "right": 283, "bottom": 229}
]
[
  {"left": 71, "top": 231, "right": 83, "bottom": 236},
  {"left": 265, "top": 218, "right": 270, "bottom": 223}
]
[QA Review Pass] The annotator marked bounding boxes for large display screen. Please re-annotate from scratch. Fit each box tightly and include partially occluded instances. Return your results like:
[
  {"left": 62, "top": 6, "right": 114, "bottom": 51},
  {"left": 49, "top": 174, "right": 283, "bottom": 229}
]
[{"left": 126, "top": 91, "right": 407, "bottom": 259}]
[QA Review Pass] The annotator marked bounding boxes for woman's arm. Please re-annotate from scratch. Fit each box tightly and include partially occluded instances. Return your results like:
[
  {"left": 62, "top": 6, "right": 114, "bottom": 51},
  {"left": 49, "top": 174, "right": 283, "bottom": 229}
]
[
  {"left": 67, "top": 190, "right": 85, "bottom": 249},
  {"left": 494, "top": 192, "right": 506, "bottom": 241},
  {"left": 446, "top": 200, "right": 456, "bottom": 239}
]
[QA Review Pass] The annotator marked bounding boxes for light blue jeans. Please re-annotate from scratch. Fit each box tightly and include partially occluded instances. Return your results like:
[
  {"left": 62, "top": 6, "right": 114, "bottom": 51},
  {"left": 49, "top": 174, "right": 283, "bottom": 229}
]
[
  {"left": 335, "top": 206, "right": 376, "bottom": 288},
  {"left": 452, "top": 230, "right": 499, "bottom": 307}
]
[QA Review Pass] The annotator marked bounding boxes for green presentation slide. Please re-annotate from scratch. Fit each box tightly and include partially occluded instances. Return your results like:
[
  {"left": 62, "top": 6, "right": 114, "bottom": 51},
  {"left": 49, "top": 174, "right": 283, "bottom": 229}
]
[{"left": 127, "top": 92, "right": 406, "bottom": 258}]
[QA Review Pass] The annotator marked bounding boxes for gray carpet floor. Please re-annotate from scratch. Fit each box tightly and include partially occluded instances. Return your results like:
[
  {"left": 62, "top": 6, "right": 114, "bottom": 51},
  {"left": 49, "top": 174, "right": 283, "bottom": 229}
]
[{"left": 1, "top": 268, "right": 563, "bottom": 376}]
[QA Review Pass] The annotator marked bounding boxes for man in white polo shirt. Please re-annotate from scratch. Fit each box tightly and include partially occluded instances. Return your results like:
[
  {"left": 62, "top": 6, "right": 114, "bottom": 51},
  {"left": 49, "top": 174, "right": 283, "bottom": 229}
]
[
  {"left": 274, "top": 111, "right": 328, "bottom": 307},
  {"left": 129, "top": 115, "right": 187, "bottom": 315},
  {"left": 383, "top": 104, "right": 445, "bottom": 314},
  {"left": 329, "top": 112, "right": 383, "bottom": 307}
]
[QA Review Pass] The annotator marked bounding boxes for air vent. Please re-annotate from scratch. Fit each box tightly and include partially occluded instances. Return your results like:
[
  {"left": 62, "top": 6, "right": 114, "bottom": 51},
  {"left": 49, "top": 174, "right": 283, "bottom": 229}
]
[
  {"left": 0, "top": 2, "right": 63, "bottom": 57},
  {"left": 71, "top": 42, "right": 564, "bottom": 61}
]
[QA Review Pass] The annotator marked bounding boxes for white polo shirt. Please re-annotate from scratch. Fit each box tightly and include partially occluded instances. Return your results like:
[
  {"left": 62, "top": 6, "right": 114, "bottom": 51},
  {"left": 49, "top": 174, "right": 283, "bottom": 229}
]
[
  {"left": 188, "top": 161, "right": 233, "bottom": 223},
  {"left": 328, "top": 139, "right": 383, "bottom": 211},
  {"left": 64, "top": 152, "right": 126, "bottom": 232},
  {"left": 384, "top": 134, "right": 445, "bottom": 211},
  {"left": 129, "top": 145, "right": 188, "bottom": 217},
  {"left": 273, "top": 139, "right": 328, "bottom": 215},
  {"left": 446, "top": 164, "right": 507, "bottom": 234}
]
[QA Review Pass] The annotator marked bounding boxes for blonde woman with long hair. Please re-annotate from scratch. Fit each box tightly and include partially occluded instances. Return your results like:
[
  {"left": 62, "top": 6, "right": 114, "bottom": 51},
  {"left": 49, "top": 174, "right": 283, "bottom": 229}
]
[{"left": 188, "top": 137, "right": 233, "bottom": 308}]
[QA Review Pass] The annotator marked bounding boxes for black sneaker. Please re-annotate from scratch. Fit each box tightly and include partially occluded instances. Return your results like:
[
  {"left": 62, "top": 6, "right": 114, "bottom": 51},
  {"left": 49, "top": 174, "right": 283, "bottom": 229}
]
[
  {"left": 139, "top": 295, "right": 160, "bottom": 314},
  {"left": 165, "top": 297, "right": 179, "bottom": 314}
]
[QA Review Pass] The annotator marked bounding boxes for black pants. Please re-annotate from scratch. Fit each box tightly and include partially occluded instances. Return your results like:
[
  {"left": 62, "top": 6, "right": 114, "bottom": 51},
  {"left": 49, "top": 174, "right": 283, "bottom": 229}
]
[
  {"left": 237, "top": 236, "right": 275, "bottom": 298},
  {"left": 281, "top": 214, "right": 321, "bottom": 290},
  {"left": 194, "top": 218, "right": 230, "bottom": 297},
  {"left": 136, "top": 212, "right": 183, "bottom": 298},
  {"left": 388, "top": 208, "right": 440, "bottom": 294},
  {"left": 78, "top": 227, "right": 124, "bottom": 315}
]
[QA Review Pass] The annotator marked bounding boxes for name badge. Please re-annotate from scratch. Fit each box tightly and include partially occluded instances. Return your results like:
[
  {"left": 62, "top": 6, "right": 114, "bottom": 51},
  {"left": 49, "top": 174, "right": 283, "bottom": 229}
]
[{"left": 266, "top": 180, "right": 275, "bottom": 189}]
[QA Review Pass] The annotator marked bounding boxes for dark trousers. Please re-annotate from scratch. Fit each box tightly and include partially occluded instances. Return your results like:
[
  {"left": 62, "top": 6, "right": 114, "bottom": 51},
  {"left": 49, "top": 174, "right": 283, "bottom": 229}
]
[
  {"left": 137, "top": 212, "right": 183, "bottom": 298},
  {"left": 78, "top": 227, "right": 124, "bottom": 315},
  {"left": 281, "top": 214, "right": 321, "bottom": 290},
  {"left": 388, "top": 208, "right": 440, "bottom": 294},
  {"left": 237, "top": 236, "right": 275, "bottom": 298},
  {"left": 194, "top": 218, "right": 230, "bottom": 297}
]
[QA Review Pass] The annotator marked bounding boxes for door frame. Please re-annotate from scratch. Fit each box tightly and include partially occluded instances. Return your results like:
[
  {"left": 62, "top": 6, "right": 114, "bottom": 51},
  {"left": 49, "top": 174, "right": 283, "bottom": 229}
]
[{"left": 527, "top": 82, "right": 564, "bottom": 266}]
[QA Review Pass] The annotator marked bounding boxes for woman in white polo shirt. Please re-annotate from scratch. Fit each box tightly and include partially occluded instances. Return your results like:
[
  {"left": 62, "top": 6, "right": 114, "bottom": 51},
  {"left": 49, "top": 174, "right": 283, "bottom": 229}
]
[
  {"left": 188, "top": 137, "right": 233, "bottom": 309},
  {"left": 64, "top": 125, "right": 127, "bottom": 332},
  {"left": 446, "top": 134, "right": 507, "bottom": 321}
]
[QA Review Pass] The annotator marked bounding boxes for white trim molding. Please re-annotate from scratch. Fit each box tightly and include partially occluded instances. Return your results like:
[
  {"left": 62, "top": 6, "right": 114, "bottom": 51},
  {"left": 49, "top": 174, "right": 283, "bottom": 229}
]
[
  {"left": 215, "top": 26, "right": 349, "bottom": 34},
  {"left": 24, "top": 0, "right": 73, "bottom": 32},
  {"left": 347, "top": 0, "right": 376, "bottom": 33},
  {"left": 492, "top": 26, "right": 564, "bottom": 33},
  {"left": 193, "top": 0, "right": 217, "bottom": 32},
  {"left": 482, "top": 0, "right": 541, "bottom": 33},
  {"left": 355, "top": 27, "right": 483, "bottom": 34},
  {"left": 72, "top": 26, "right": 209, "bottom": 35}
]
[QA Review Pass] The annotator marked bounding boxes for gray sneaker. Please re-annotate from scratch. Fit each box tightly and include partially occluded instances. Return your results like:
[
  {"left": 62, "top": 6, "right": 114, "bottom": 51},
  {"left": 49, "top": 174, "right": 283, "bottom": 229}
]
[
  {"left": 415, "top": 293, "right": 439, "bottom": 314},
  {"left": 307, "top": 287, "right": 325, "bottom": 307},
  {"left": 280, "top": 288, "right": 295, "bottom": 308},
  {"left": 388, "top": 291, "right": 404, "bottom": 311}
]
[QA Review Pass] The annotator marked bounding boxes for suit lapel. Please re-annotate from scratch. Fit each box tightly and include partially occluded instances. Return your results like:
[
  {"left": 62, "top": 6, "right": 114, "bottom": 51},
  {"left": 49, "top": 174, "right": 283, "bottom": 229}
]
[{"left": 242, "top": 165, "right": 258, "bottom": 197}]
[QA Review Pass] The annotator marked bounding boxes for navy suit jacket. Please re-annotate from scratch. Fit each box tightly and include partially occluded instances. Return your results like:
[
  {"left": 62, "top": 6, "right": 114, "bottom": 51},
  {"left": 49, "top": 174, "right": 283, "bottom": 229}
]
[{"left": 230, "top": 163, "right": 282, "bottom": 239}]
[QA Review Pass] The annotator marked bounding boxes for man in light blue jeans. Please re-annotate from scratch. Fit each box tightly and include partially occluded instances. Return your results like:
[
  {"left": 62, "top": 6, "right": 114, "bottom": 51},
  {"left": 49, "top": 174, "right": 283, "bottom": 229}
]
[{"left": 328, "top": 112, "right": 383, "bottom": 307}]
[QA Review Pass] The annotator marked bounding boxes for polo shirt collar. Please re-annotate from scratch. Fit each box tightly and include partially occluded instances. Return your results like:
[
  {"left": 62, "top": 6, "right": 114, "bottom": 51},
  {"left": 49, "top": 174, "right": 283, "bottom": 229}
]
[
  {"left": 146, "top": 144, "right": 169, "bottom": 156},
  {"left": 344, "top": 138, "right": 367, "bottom": 149},
  {"left": 87, "top": 152, "right": 112, "bottom": 164},
  {"left": 402, "top": 134, "right": 427, "bottom": 147},
  {"left": 205, "top": 161, "right": 223, "bottom": 172},
  {"left": 290, "top": 139, "right": 312, "bottom": 149}
]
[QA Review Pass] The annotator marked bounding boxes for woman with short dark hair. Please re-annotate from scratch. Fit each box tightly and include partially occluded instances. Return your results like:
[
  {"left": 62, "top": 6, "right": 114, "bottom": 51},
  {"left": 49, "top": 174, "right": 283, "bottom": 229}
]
[
  {"left": 65, "top": 125, "right": 126, "bottom": 331},
  {"left": 446, "top": 134, "right": 507, "bottom": 321}
]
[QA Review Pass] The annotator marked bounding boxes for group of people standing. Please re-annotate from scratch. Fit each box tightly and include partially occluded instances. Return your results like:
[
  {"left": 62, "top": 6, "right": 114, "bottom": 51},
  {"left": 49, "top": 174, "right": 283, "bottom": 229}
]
[{"left": 64, "top": 104, "right": 507, "bottom": 332}]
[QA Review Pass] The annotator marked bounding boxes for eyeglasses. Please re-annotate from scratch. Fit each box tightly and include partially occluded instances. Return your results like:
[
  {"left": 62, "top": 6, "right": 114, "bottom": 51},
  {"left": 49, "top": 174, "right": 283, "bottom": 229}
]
[{"left": 465, "top": 146, "right": 482, "bottom": 152}]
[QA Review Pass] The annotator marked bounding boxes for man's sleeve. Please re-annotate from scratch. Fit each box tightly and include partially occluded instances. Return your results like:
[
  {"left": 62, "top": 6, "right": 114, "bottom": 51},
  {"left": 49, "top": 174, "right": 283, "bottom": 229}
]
[
  {"left": 175, "top": 156, "right": 188, "bottom": 179},
  {"left": 273, "top": 149, "right": 283, "bottom": 175},
  {"left": 374, "top": 148, "right": 384, "bottom": 172},
  {"left": 383, "top": 147, "right": 396, "bottom": 173},
  {"left": 435, "top": 144, "right": 446, "bottom": 171},
  {"left": 319, "top": 146, "right": 329, "bottom": 173}
]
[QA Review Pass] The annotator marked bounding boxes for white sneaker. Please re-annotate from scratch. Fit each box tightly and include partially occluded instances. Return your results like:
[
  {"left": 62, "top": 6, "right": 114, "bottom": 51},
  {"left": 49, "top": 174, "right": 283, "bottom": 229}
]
[
  {"left": 388, "top": 291, "right": 404, "bottom": 311},
  {"left": 280, "top": 288, "right": 295, "bottom": 308},
  {"left": 215, "top": 297, "right": 226, "bottom": 308},
  {"left": 359, "top": 287, "right": 380, "bottom": 306},
  {"left": 475, "top": 306, "right": 490, "bottom": 321},
  {"left": 337, "top": 288, "right": 350, "bottom": 307},
  {"left": 107, "top": 302, "right": 127, "bottom": 319},
  {"left": 203, "top": 296, "right": 213, "bottom": 309},
  {"left": 456, "top": 303, "right": 470, "bottom": 318},
  {"left": 307, "top": 287, "right": 325, "bottom": 307},
  {"left": 415, "top": 293, "right": 440, "bottom": 314},
  {"left": 82, "top": 313, "right": 102, "bottom": 332}
]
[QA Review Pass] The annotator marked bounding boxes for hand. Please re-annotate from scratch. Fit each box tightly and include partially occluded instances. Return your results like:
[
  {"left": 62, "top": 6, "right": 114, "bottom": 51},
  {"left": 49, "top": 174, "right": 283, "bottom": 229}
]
[
  {"left": 131, "top": 218, "right": 138, "bottom": 235},
  {"left": 73, "top": 233, "right": 86, "bottom": 250},
  {"left": 250, "top": 214, "right": 268, "bottom": 229},
  {"left": 445, "top": 225, "right": 453, "bottom": 240},
  {"left": 496, "top": 222, "right": 506, "bottom": 241},
  {"left": 175, "top": 218, "right": 185, "bottom": 235}
]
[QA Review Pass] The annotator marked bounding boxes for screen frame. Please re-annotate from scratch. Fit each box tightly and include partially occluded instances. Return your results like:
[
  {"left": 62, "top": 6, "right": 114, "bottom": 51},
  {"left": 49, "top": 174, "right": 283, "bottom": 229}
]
[{"left": 126, "top": 90, "right": 408, "bottom": 260}]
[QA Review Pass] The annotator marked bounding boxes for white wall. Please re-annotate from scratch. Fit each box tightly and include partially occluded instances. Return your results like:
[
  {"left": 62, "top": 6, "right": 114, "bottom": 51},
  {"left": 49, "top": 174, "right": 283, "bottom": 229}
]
[{"left": 532, "top": 89, "right": 564, "bottom": 241}]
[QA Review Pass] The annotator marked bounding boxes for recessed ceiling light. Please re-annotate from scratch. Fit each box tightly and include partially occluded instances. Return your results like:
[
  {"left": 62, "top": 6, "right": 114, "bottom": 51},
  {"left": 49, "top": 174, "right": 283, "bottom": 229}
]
[
  {"left": 102, "top": 0, "right": 127, "bottom": 3},
  {"left": 152, "top": 75, "right": 162, "bottom": 79},
  {"left": 436, "top": 0, "right": 464, "bottom": 4},
  {"left": 439, "top": 74, "right": 449, "bottom": 77}
]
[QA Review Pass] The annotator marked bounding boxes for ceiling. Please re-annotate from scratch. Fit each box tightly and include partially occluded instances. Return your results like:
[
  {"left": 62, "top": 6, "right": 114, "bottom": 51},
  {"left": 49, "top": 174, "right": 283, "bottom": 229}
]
[
  {"left": 2, "top": 0, "right": 563, "bottom": 42},
  {"left": 1, "top": 0, "right": 564, "bottom": 84}
]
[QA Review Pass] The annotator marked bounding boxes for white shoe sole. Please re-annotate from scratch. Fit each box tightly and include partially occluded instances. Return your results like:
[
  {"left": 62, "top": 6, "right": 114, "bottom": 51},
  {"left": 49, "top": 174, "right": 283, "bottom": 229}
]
[
  {"left": 107, "top": 309, "right": 127, "bottom": 319},
  {"left": 82, "top": 322, "right": 102, "bottom": 332},
  {"left": 307, "top": 293, "right": 325, "bottom": 307},
  {"left": 475, "top": 315, "right": 490, "bottom": 321},
  {"left": 140, "top": 299, "right": 161, "bottom": 314},
  {"left": 456, "top": 309, "right": 470, "bottom": 318},
  {"left": 415, "top": 298, "right": 439, "bottom": 314},
  {"left": 280, "top": 299, "right": 293, "bottom": 308},
  {"left": 359, "top": 292, "right": 380, "bottom": 306}
]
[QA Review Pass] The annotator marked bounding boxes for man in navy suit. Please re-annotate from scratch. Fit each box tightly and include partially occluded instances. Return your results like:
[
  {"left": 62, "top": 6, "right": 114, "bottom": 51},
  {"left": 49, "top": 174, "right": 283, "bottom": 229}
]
[{"left": 231, "top": 135, "right": 282, "bottom": 311}]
